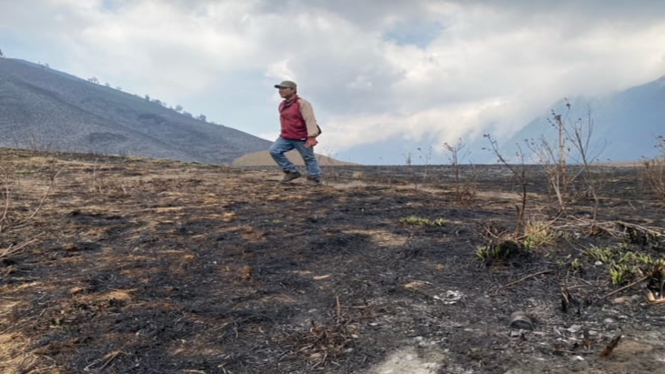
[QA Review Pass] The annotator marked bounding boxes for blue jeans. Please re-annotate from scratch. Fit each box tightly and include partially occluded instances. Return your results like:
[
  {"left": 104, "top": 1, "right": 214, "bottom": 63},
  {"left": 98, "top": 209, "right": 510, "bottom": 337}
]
[{"left": 269, "top": 137, "right": 322, "bottom": 178}]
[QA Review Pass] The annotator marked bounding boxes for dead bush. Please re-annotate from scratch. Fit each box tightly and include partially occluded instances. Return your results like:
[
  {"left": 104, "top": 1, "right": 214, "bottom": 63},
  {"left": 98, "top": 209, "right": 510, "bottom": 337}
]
[
  {"left": 444, "top": 138, "right": 477, "bottom": 203},
  {"left": 642, "top": 136, "right": 665, "bottom": 200},
  {"left": 0, "top": 158, "right": 63, "bottom": 233}
]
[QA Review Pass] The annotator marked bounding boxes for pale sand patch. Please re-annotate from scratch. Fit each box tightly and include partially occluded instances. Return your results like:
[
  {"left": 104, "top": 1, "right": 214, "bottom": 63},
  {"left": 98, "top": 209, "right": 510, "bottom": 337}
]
[
  {"left": 366, "top": 346, "right": 444, "bottom": 374},
  {"left": 77, "top": 289, "right": 135, "bottom": 304},
  {"left": 345, "top": 229, "right": 409, "bottom": 247}
]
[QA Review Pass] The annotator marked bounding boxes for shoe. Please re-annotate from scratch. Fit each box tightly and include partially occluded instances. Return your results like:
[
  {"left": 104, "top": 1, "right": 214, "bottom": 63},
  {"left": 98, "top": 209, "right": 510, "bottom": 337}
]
[
  {"left": 280, "top": 171, "right": 301, "bottom": 183},
  {"left": 307, "top": 175, "right": 322, "bottom": 184}
]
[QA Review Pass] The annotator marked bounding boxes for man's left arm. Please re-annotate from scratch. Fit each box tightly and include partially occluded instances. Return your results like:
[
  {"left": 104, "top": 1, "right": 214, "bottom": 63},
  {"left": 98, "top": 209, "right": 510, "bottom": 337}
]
[{"left": 299, "top": 100, "right": 321, "bottom": 138}]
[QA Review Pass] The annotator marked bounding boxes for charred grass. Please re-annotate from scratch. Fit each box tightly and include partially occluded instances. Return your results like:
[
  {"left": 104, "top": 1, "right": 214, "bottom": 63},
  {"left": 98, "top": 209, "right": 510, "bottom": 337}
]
[{"left": 1, "top": 148, "right": 665, "bottom": 374}]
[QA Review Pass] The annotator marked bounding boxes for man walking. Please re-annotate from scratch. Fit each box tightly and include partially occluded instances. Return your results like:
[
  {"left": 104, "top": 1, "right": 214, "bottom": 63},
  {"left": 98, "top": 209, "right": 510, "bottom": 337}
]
[{"left": 269, "top": 80, "right": 322, "bottom": 184}]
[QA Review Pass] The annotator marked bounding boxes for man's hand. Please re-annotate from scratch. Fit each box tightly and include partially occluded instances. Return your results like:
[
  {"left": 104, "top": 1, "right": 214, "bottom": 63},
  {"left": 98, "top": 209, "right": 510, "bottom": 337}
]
[{"left": 305, "top": 137, "right": 318, "bottom": 148}]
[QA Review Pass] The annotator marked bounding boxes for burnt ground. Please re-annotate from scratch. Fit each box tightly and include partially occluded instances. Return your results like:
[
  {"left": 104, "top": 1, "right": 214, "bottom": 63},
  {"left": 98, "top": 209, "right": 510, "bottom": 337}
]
[{"left": 1, "top": 147, "right": 665, "bottom": 374}]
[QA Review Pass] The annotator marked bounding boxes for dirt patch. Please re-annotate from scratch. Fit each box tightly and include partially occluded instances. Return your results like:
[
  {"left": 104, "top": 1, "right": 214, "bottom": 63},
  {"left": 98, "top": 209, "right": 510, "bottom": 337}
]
[
  {"left": 1, "top": 148, "right": 665, "bottom": 373},
  {"left": 367, "top": 345, "right": 444, "bottom": 374}
]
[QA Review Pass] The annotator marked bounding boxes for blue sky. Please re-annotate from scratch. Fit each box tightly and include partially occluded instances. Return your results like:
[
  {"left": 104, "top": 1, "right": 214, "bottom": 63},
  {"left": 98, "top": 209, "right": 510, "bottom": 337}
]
[{"left": 1, "top": 0, "right": 665, "bottom": 164}]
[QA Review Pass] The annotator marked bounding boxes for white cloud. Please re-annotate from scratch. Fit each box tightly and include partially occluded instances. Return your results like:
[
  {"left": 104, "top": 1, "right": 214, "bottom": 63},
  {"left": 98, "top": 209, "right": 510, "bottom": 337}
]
[{"left": 1, "top": 0, "right": 665, "bottom": 160}]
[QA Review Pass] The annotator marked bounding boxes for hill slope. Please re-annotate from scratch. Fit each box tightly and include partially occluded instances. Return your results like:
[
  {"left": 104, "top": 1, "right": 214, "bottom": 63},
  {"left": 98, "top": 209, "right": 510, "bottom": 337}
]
[{"left": 0, "top": 58, "right": 271, "bottom": 164}]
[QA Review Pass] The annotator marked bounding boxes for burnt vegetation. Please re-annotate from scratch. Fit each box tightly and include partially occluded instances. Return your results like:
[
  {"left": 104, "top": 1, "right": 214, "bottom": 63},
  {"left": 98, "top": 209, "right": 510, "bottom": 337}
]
[{"left": 1, "top": 138, "right": 665, "bottom": 374}]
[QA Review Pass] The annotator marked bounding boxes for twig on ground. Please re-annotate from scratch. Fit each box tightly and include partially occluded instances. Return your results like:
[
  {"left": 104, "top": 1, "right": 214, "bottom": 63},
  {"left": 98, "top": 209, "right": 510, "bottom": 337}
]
[
  {"left": 0, "top": 236, "right": 42, "bottom": 260},
  {"left": 646, "top": 290, "right": 665, "bottom": 304},
  {"left": 554, "top": 218, "right": 664, "bottom": 240},
  {"left": 602, "top": 275, "right": 650, "bottom": 299},
  {"left": 583, "top": 328, "right": 592, "bottom": 351},
  {"left": 0, "top": 166, "right": 10, "bottom": 231},
  {"left": 335, "top": 295, "right": 342, "bottom": 324},
  {"left": 494, "top": 271, "right": 553, "bottom": 292},
  {"left": 98, "top": 351, "right": 124, "bottom": 371},
  {"left": 83, "top": 350, "right": 125, "bottom": 372},
  {"left": 25, "top": 166, "right": 65, "bottom": 221},
  {"left": 4, "top": 166, "right": 65, "bottom": 231},
  {"left": 600, "top": 335, "right": 622, "bottom": 358},
  {"left": 311, "top": 352, "right": 328, "bottom": 369},
  {"left": 616, "top": 221, "right": 663, "bottom": 237}
]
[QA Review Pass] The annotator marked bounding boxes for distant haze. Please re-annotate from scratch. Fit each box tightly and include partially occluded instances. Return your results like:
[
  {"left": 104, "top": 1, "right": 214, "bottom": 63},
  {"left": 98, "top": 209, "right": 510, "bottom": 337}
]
[{"left": 501, "top": 76, "right": 665, "bottom": 164}]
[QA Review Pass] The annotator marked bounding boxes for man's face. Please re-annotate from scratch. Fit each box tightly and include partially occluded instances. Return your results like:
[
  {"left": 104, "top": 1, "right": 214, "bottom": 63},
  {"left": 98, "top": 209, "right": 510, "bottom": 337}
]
[{"left": 278, "top": 87, "right": 296, "bottom": 98}]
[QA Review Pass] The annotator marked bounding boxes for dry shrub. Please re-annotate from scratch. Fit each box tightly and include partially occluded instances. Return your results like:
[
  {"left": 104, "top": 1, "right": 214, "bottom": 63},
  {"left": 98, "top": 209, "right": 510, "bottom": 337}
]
[
  {"left": 641, "top": 136, "right": 665, "bottom": 201},
  {"left": 523, "top": 219, "right": 556, "bottom": 249},
  {"left": 298, "top": 320, "right": 355, "bottom": 367},
  {"left": 291, "top": 296, "right": 368, "bottom": 369},
  {"left": 0, "top": 156, "right": 64, "bottom": 233},
  {"left": 642, "top": 159, "right": 665, "bottom": 200},
  {"left": 476, "top": 239, "right": 522, "bottom": 263},
  {"left": 477, "top": 221, "right": 528, "bottom": 264}
]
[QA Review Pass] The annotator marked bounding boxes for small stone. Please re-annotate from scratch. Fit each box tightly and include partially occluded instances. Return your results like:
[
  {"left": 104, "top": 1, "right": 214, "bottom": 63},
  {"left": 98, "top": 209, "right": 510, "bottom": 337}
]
[
  {"left": 613, "top": 296, "right": 636, "bottom": 304},
  {"left": 509, "top": 311, "right": 534, "bottom": 330},
  {"left": 442, "top": 290, "right": 463, "bottom": 304},
  {"left": 594, "top": 261, "right": 603, "bottom": 266},
  {"left": 568, "top": 325, "right": 582, "bottom": 333},
  {"left": 603, "top": 318, "right": 616, "bottom": 325},
  {"left": 69, "top": 287, "right": 85, "bottom": 295}
]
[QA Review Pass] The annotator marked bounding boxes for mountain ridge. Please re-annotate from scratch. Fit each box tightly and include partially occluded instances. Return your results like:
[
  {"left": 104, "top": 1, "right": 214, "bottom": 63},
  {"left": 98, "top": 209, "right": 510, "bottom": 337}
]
[
  {"left": 335, "top": 74, "right": 665, "bottom": 165},
  {"left": 502, "top": 75, "right": 665, "bottom": 163},
  {"left": 0, "top": 57, "right": 272, "bottom": 164}
]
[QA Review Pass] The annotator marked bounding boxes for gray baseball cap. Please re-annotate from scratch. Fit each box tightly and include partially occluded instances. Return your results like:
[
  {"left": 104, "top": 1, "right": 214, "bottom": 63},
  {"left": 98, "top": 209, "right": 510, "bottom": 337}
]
[{"left": 274, "top": 80, "right": 297, "bottom": 89}]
